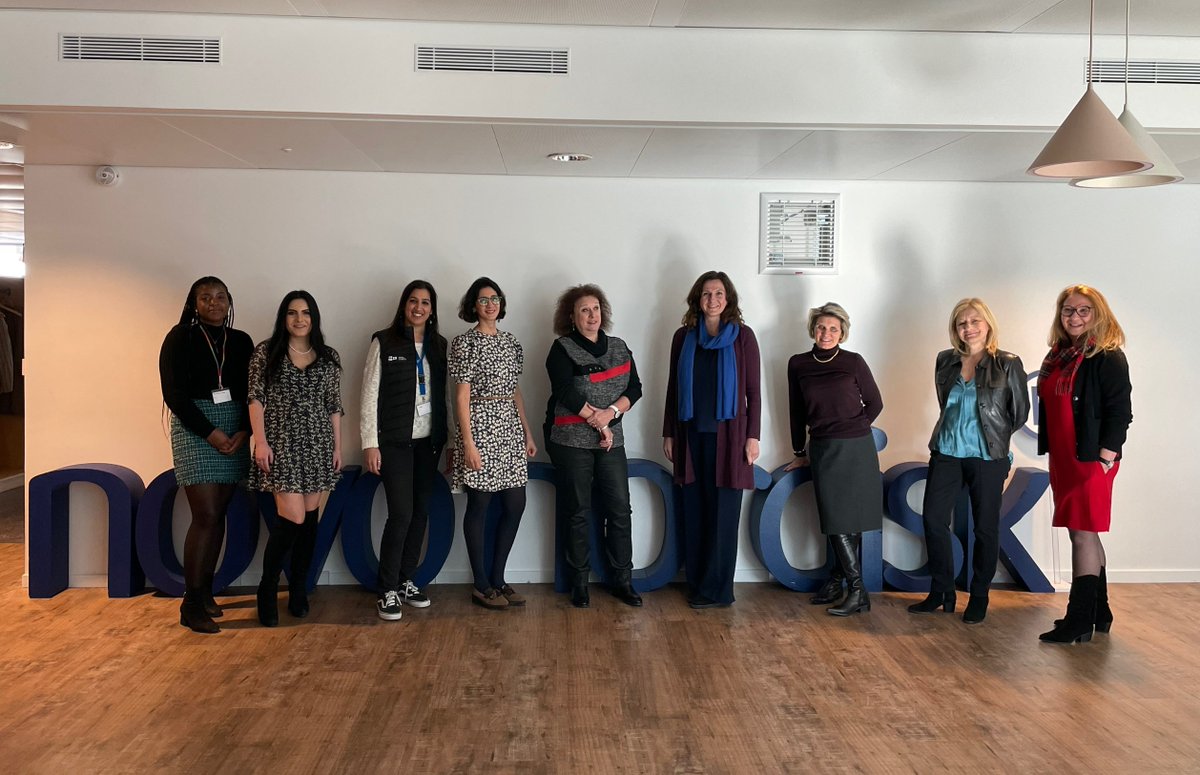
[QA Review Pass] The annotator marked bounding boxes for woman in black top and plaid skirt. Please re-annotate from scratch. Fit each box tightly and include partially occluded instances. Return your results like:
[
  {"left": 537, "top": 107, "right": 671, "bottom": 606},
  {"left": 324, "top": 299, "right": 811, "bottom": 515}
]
[{"left": 158, "top": 276, "right": 253, "bottom": 634}]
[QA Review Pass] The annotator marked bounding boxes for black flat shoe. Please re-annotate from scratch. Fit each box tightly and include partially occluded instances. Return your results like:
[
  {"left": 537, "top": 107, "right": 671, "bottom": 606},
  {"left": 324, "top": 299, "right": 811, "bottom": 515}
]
[
  {"left": 610, "top": 583, "right": 643, "bottom": 607},
  {"left": 570, "top": 585, "right": 590, "bottom": 608},
  {"left": 689, "top": 597, "right": 730, "bottom": 610}
]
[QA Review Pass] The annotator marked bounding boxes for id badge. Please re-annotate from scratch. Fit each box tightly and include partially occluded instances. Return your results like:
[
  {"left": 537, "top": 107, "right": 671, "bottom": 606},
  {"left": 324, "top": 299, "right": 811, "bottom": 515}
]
[
  {"left": 417, "top": 402, "right": 433, "bottom": 417},
  {"left": 212, "top": 388, "right": 232, "bottom": 404}
]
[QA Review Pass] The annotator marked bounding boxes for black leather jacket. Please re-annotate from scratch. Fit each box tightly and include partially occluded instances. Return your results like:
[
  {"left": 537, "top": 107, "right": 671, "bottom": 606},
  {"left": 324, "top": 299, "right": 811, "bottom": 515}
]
[{"left": 928, "top": 349, "right": 1030, "bottom": 460}]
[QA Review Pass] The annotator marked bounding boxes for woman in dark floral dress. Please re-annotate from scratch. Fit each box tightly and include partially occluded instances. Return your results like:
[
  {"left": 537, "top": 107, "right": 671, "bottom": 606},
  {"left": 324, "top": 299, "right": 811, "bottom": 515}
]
[
  {"left": 451, "top": 276, "right": 537, "bottom": 610},
  {"left": 249, "top": 290, "right": 343, "bottom": 626}
]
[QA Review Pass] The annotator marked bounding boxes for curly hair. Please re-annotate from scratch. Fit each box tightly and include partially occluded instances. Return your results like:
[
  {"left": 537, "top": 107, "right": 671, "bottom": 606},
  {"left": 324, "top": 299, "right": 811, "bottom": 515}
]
[
  {"left": 552, "top": 284, "right": 612, "bottom": 337},
  {"left": 681, "top": 271, "right": 744, "bottom": 327},
  {"left": 458, "top": 276, "right": 507, "bottom": 323}
]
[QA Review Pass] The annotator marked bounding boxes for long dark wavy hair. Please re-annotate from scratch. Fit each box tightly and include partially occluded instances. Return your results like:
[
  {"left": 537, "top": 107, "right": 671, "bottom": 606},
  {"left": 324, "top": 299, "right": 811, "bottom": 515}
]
[
  {"left": 263, "top": 290, "right": 339, "bottom": 388},
  {"left": 390, "top": 279, "right": 445, "bottom": 361},
  {"left": 681, "top": 270, "right": 744, "bottom": 327},
  {"left": 178, "top": 275, "right": 235, "bottom": 327}
]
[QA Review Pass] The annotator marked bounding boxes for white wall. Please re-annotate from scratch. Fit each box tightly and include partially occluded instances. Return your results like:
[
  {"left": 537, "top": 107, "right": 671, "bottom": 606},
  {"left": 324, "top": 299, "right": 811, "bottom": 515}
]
[{"left": 23, "top": 164, "right": 1200, "bottom": 588}]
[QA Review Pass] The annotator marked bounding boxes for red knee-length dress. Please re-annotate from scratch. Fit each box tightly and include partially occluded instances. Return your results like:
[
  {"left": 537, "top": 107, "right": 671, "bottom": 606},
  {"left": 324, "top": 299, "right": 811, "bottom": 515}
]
[{"left": 1040, "top": 359, "right": 1118, "bottom": 532}]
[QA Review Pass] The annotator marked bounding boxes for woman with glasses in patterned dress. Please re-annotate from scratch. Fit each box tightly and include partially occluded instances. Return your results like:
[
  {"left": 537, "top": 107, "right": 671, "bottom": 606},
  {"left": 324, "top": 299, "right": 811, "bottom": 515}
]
[{"left": 450, "top": 277, "right": 538, "bottom": 610}]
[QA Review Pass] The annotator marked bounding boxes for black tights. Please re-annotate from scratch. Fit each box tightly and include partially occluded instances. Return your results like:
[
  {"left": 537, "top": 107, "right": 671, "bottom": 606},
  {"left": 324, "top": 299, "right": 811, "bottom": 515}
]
[
  {"left": 462, "top": 486, "right": 527, "bottom": 593},
  {"left": 182, "top": 483, "right": 236, "bottom": 597}
]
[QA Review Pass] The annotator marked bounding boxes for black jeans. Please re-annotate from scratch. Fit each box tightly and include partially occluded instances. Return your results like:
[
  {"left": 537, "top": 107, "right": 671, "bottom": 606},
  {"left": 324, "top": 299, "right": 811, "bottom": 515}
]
[
  {"left": 681, "top": 430, "right": 743, "bottom": 605},
  {"left": 921, "top": 452, "right": 1010, "bottom": 597},
  {"left": 547, "top": 440, "right": 634, "bottom": 587},
  {"left": 376, "top": 438, "right": 438, "bottom": 591}
]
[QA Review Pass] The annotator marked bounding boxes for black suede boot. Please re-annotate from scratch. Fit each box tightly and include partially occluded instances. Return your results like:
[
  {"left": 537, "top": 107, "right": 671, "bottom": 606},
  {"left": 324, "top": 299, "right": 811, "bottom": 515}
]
[
  {"left": 288, "top": 509, "right": 319, "bottom": 618},
  {"left": 908, "top": 590, "right": 957, "bottom": 615},
  {"left": 1040, "top": 575, "right": 1099, "bottom": 644},
  {"left": 180, "top": 589, "right": 220, "bottom": 634},
  {"left": 828, "top": 534, "right": 870, "bottom": 616},
  {"left": 1054, "top": 567, "right": 1113, "bottom": 632},
  {"left": 258, "top": 519, "right": 297, "bottom": 627}
]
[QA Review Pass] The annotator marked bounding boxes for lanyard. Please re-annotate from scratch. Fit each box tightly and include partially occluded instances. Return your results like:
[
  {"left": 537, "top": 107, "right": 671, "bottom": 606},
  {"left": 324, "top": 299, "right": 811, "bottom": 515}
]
[
  {"left": 198, "top": 324, "right": 227, "bottom": 389},
  {"left": 415, "top": 344, "right": 427, "bottom": 397}
]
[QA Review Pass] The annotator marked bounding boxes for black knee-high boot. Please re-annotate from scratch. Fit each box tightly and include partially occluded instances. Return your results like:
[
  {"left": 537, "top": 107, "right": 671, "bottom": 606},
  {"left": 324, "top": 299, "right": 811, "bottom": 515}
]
[
  {"left": 1040, "top": 574, "right": 1099, "bottom": 644},
  {"left": 258, "top": 519, "right": 298, "bottom": 627},
  {"left": 828, "top": 534, "right": 870, "bottom": 616},
  {"left": 288, "top": 509, "right": 319, "bottom": 618},
  {"left": 811, "top": 537, "right": 846, "bottom": 605}
]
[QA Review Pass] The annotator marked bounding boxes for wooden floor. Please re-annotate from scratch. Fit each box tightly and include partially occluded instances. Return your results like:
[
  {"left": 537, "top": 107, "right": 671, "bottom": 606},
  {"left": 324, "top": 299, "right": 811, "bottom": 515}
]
[{"left": 2, "top": 543, "right": 1199, "bottom": 775}]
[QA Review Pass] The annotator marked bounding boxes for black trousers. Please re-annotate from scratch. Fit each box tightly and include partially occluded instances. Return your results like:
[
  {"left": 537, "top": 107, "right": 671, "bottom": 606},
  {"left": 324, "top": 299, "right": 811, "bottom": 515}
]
[
  {"left": 547, "top": 440, "right": 634, "bottom": 587},
  {"left": 681, "top": 430, "right": 744, "bottom": 605},
  {"left": 376, "top": 438, "right": 438, "bottom": 591},
  {"left": 921, "top": 452, "right": 1010, "bottom": 597}
]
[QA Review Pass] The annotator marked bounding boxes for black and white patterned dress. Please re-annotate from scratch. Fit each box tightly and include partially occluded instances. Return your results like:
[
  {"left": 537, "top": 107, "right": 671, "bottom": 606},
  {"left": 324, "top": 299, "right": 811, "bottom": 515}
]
[
  {"left": 248, "top": 342, "right": 344, "bottom": 493},
  {"left": 450, "top": 328, "right": 528, "bottom": 492}
]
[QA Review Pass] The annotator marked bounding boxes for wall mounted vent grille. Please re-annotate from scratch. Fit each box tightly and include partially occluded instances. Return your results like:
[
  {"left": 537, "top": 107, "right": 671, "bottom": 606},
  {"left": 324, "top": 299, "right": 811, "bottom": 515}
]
[
  {"left": 760, "top": 194, "right": 839, "bottom": 276},
  {"left": 1087, "top": 59, "right": 1200, "bottom": 84},
  {"left": 416, "top": 46, "right": 568, "bottom": 74},
  {"left": 60, "top": 35, "right": 220, "bottom": 63}
]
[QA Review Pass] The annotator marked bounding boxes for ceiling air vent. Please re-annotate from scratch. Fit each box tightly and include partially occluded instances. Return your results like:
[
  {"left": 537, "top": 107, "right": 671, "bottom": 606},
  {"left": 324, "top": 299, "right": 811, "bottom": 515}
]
[
  {"left": 416, "top": 46, "right": 568, "bottom": 74},
  {"left": 1087, "top": 59, "right": 1200, "bottom": 84},
  {"left": 60, "top": 35, "right": 220, "bottom": 63},
  {"left": 760, "top": 194, "right": 839, "bottom": 276}
]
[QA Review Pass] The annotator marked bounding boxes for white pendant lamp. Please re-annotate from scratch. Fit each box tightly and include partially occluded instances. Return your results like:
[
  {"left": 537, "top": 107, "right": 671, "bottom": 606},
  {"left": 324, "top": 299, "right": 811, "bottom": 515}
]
[
  {"left": 1071, "top": 0, "right": 1183, "bottom": 188},
  {"left": 1027, "top": 0, "right": 1152, "bottom": 178}
]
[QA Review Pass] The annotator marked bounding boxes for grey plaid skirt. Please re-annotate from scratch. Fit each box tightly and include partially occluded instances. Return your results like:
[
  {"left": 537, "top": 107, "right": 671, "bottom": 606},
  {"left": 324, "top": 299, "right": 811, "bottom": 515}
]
[{"left": 170, "top": 399, "right": 250, "bottom": 486}]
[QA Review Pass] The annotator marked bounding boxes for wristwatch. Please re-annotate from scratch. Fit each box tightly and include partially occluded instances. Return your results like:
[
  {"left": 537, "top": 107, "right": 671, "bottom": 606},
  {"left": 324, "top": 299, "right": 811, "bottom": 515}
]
[{"left": 609, "top": 405, "right": 621, "bottom": 419}]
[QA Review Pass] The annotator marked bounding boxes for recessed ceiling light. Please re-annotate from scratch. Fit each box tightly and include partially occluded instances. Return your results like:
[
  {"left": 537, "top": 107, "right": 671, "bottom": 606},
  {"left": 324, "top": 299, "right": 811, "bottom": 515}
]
[
  {"left": 280, "top": 147, "right": 293, "bottom": 153},
  {"left": 0, "top": 142, "right": 15, "bottom": 150},
  {"left": 547, "top": 152, "right": 591, "bottom": 162}
]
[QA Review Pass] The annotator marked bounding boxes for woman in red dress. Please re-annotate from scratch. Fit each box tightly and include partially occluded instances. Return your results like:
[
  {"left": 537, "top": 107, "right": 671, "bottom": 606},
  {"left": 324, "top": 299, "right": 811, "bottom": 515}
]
[{"left": 1037, "top": 285, "right": 1132, "bottom": 644}]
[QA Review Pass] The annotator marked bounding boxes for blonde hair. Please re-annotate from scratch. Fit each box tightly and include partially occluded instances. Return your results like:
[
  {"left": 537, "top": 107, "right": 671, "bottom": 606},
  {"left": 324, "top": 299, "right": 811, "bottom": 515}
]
[
  {"left": 948, "top": 298, "right": 1000, "bottom": 356},
  {"left": 807, "top": 302, "right": 850, "bottom": 342},
  {"left": 1048, "top": 284, "right": 1125, "bottom": 355}
]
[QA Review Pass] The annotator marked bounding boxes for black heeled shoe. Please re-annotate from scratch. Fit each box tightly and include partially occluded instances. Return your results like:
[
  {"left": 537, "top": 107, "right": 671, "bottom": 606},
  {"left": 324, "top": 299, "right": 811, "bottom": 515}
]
[
  {"left": 1055, "top": 567, "right": 1112, "bottom": 633},
  {"left": 961, "top": 595, "right": 988, "bottom": 625},
  {"left": 1040, "top": 575, "right": 1099, "bottom": 645},
  {"left": 179, "top": 596, "right": 220, "bottom": 634},
  {"left": 570, "top": 585, "right": 590, "bottom": 608},
  {"left": 908, "top": 591, "right": 956, "bottom": 615},
  {"left": 610, "top": 583, "right": 643, "bottom": 607}
]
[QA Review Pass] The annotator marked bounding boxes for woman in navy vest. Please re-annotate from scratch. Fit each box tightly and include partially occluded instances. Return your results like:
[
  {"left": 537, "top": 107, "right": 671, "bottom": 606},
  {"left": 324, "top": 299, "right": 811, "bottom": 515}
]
[
  {"left": 361, "top": 280, "right": 448, "bottom": 621},
  {"left": 545, "top": 284, "right": 644, "bottom": 609},
  {"left": 663, "top": 271, "right": 762, "bottom": 609}
]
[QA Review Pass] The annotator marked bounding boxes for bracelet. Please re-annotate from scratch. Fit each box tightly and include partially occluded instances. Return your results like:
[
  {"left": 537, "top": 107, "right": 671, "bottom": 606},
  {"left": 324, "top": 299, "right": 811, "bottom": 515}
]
[
  {"left": 609, "top": 405, "right": 621, "bottom": 419},
  {"left": 794, "top": 449, "right": 807, "bottom": 458}
]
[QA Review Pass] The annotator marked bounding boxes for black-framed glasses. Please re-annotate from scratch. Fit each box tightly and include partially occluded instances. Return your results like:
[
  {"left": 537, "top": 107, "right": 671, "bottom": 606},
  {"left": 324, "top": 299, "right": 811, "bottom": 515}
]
[
  {"left": 477, "top": 295, "right": 503, "bottom": 306},
  {"left": 1061, "top": 306, "right": 1093, "bottom": 319}
]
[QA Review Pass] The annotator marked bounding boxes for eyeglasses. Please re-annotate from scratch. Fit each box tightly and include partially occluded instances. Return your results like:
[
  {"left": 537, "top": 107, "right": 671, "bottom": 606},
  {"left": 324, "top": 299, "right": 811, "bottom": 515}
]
[
  {"left": 1060, "top": 306, "right": 1093, "bottom": 319},
  {"left": 477, "top": 296, "right": 503, "bottom": 306}
]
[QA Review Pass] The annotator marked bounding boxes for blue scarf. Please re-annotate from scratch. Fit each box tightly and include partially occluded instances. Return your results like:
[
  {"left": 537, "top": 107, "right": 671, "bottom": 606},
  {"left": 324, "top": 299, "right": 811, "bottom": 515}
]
[{"left": 678, "top": 322, "right": 741, "bottom": 422}]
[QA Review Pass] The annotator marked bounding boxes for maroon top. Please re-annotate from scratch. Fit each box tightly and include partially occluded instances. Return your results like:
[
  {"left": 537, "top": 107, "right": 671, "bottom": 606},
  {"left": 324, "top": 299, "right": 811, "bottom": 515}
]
[
  {"left": 787, "top": 345, "right": 883, "bottom": 453},
  {"left": 662, "top": 324, "right": 762, "bottom": 490}
]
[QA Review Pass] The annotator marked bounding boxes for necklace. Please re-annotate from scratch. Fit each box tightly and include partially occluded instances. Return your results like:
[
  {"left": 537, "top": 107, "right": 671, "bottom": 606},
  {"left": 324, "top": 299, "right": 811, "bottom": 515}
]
[
  {"left": 289, "top": 343, "right": 313, "bottom": 355},
  {"left": 813, "top": 348, "right": 839, "bottom": 364}
]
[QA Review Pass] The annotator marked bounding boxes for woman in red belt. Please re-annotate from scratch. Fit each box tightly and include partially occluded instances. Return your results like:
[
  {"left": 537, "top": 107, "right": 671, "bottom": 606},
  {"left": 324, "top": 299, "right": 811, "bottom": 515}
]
[{"left": 1037, "top": 285, "right": 1132, "bottom": 645}]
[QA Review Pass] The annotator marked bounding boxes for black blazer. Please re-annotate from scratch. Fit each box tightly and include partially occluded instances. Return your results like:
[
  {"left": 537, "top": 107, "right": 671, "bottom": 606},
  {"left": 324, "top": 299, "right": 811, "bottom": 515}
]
[{"left": 1038, "top": 348, "right": 1132, "bottom": 461}]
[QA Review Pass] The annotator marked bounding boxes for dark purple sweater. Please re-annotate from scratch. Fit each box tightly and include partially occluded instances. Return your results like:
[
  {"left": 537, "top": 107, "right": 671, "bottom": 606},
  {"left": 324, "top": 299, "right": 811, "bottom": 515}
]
[{"left": 787, "top": 345, "right": 883, "bottom": 454}]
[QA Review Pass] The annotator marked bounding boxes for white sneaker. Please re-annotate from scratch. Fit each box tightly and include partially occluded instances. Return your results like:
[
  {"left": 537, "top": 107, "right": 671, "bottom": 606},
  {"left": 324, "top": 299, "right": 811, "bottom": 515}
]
[
  {"left": 401, "top": 579, "right": 431, "bottom": 608},
  {"left": 377, "top": 589, "right": 403, "bottom": 621}
]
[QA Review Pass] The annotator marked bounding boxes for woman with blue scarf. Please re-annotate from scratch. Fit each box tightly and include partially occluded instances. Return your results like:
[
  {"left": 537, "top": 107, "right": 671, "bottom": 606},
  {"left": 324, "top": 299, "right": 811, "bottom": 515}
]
[{"left": 663, "top": 271, "right": 761, "bottom": 609}]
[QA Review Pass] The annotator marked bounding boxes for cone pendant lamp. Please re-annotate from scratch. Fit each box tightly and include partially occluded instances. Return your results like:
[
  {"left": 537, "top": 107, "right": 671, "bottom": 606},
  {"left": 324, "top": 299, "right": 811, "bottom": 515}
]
[
  {"left": 1027, "top": 0, "right": 1152, "bottom": 178},
  {"left": 1072, "top": 0, "right": 1183, "bottom": 188}
]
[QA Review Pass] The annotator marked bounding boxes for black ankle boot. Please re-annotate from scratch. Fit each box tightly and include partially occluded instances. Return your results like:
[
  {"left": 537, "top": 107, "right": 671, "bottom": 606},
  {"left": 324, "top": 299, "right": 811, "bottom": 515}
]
[
  {"left": 1040, "top": 575, "right": 1099, "bottom": 644},
  {"left": 610, "top": 581, "right": 643, "bottom": 607},
  {"left": 1053, "top": 567, "right": 1113, "bottom": 632},
  {"left": 828, "top": 534, "right": 870, "bottom": 616},
  {"left": 962, "top": 595, "right": 988, "bottom": 625},
  {"left": 288, "top": 509, "right": 318, "bottom": 618},
  {"left": 201, "top": 572, "right": 223, "bottom": 618},
  {"left": 571, "top": 584, "right": 590, "bottom": 608},
  {"left": 908, "top": 590, "right": 956, "bottom": 614},
  {"left": 180, "top": 591, "right": 220, "bottom": 634}
]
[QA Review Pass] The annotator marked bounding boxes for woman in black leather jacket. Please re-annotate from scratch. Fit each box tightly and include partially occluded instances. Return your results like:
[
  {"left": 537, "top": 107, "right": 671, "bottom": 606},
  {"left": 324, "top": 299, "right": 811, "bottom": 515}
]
[{"left": 909, "top": 298, "right": 1029, "bottom": 624}]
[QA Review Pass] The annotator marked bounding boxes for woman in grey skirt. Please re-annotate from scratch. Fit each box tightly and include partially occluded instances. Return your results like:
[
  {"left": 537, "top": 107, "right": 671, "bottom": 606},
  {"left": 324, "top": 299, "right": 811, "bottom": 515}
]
[{"left": 784, "top": 302, "right": 884, "bottom": 616}]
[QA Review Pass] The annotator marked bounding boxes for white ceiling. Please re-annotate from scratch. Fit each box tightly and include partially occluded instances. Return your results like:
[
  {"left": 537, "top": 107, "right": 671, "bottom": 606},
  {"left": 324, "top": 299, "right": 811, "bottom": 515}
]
[{"left": 5, "top": 0, "right": 1200, "bottom": 245}]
